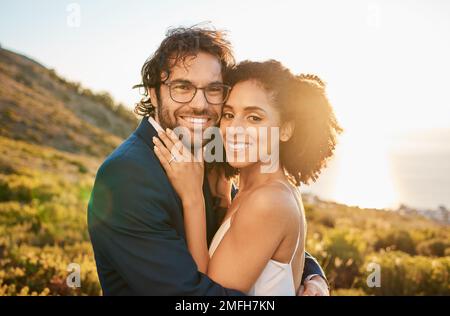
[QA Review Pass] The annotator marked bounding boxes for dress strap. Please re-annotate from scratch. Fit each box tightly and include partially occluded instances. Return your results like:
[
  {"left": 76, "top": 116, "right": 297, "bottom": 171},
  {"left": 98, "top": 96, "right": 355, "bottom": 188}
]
[
  {"left": 289, "top": 228, "right": 301, "bottom": 264},
  {"left": 273, "top": 180, "right": 303, "bottom": 265},
  {"left": 223, "top": 203, "right": 241, "bottom": 226}
]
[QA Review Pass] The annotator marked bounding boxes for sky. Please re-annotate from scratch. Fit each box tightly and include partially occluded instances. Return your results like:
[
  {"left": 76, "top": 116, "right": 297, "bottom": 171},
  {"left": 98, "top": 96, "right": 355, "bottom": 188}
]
[
  {"left": 1, "top": 0, "right": 450, "bottom": 133},
  {"left": 1, "top": 0, "right": 450, "bottom": 209}
]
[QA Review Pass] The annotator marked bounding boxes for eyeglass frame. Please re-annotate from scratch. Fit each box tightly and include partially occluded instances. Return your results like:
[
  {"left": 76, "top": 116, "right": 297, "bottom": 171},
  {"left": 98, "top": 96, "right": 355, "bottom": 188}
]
[{"left": 161, "top": 80, "right": 232, "bottom": 105}]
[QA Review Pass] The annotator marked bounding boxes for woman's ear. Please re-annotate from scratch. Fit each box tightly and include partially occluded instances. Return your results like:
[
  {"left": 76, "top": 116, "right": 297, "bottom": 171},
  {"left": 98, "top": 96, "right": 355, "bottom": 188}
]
[{"left": 280, "top": 120, "right": 295, "bottom": 142}]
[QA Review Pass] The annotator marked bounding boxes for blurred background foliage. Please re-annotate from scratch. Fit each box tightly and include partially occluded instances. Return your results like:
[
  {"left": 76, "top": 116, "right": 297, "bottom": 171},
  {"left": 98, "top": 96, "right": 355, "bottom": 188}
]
[{"left": 305, "top": 203, "right": 450, "bottom": 295}]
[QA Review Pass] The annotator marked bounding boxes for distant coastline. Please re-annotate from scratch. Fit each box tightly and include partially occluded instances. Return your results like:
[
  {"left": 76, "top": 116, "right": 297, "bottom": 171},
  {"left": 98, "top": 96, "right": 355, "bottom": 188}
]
[{"left": 302, "top": 192, "right": 450, "bottom": 226}]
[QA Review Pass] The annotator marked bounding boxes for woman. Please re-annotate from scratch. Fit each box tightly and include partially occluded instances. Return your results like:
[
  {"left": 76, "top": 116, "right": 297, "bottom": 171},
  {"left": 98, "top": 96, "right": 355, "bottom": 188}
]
[{"left": 152, "top": 60, "right": 342, "bottom": 295}]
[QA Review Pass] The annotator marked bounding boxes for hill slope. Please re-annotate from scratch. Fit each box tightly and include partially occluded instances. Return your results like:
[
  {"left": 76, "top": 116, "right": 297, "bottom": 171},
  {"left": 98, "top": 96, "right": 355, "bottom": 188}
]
[
  {"left": 0, "top": 48, "right": 137, "bottom": 157},
  {"left": 0, "top": 48, "right": 140, "bottom": 295}
]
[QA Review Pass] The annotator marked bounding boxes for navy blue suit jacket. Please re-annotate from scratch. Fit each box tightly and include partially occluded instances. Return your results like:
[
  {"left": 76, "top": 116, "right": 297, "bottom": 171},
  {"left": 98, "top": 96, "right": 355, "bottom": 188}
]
[{"left": 88, "top": 118, "right": 325, "bottom": 295}]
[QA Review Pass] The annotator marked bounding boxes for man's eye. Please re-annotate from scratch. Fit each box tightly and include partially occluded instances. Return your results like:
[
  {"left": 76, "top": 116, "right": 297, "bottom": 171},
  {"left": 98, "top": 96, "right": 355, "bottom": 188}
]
[
  {"left": 174, "top": 84, "right": 191, "bottom": 91},
  {"left": 207, "top": 86, "right": 224, "bottom": 93}
]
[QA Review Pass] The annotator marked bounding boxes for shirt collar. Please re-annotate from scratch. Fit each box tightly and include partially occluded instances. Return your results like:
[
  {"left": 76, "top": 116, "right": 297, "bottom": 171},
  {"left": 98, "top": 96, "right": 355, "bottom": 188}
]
[{"left": 148, "top": 116, "right": 164, "bottom": 133}]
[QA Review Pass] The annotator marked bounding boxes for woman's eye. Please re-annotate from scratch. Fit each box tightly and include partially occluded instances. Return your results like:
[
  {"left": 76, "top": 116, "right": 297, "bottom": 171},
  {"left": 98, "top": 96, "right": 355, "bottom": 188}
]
[
  {"left": 223, "top": 113, "right": 234, "bottom": 119},
  {"left": 248, "top": 115, "right": 262, "bottom": 122}
]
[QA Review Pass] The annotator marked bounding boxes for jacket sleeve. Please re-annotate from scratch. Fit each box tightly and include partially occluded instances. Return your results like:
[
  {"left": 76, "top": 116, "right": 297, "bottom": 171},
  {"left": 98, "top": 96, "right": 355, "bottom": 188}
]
[
  {"left": 88, "top": 157, "right": 244, "bottom": 296},
  {"left": 302, "top": 252, "right": 328, "bottom": 285}
]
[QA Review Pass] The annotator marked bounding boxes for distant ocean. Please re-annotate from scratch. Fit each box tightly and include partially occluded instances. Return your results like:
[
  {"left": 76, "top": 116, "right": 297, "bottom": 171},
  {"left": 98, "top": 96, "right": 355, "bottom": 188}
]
[{"left": 301, "top": 128, "right": 450, "bottom": 211}]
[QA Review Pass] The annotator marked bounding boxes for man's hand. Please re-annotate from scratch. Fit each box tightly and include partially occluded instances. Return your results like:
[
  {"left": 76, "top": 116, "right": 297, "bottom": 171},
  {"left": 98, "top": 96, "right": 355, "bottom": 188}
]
[{"left": 298, "top": 276, "right": 330, "bottom": 296}]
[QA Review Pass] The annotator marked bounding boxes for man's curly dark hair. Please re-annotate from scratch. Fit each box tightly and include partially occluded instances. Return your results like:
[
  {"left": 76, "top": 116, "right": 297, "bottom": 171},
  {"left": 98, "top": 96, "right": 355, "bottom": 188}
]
[
  {"left": 133, "top": 25, "right": 235, "bottom": 117},
  {"left": 222, "top": 60, "right": 343, "bottom": 186}
]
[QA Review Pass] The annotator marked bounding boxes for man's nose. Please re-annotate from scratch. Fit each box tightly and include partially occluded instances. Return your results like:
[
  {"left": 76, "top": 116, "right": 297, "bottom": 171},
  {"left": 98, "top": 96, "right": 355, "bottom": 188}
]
[{"left": 189, "top": 89, "right": 209, "bottom": 111}]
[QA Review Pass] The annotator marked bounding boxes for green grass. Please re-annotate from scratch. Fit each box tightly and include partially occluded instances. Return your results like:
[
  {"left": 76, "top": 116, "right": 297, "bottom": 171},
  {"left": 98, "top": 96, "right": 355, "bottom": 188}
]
[
  {"left": 0, "top": 137, "right": 101, "bottom": 295},
  {"left": 0, "top": 137, "right": 448, "bottom": 295},
  {"left": 305, "top": 203, "right": 450, "bottom": 294}
]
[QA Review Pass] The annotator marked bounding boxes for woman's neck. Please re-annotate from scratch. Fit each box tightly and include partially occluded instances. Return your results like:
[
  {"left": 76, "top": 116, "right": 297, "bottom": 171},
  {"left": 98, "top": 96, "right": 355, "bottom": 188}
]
[{"left": 238, "top": 162, "right": 287, "bottom": 193}]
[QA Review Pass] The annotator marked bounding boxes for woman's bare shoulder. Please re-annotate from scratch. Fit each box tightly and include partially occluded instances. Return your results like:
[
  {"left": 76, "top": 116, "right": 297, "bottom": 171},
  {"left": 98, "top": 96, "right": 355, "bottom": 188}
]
[{"left": 233, "top": 182, "right": 301, "bottom": 231}]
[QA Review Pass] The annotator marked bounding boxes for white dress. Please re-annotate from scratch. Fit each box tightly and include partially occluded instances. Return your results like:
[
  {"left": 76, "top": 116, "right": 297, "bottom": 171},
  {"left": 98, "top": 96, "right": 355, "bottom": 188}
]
[{"left": 208, "top": 181, "right": 306, "bottom": 296}]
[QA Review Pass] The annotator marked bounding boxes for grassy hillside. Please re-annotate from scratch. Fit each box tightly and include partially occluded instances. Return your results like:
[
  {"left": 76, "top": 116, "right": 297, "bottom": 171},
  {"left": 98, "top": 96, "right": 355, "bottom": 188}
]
[
  {"left": 0, "top": 47, "right": 137, "bottom": 295},
  {"left": 0, "top": 48, "right": 137, "bottom": 157},
  {"left": 0, "top": 47, "right": 448, "bottom": 296},
  {"left": 305, "top": 201, "right": 450, "bottom": 295},
  {"left": 0, "top": 136, "right": 101, "bottom": 295}
]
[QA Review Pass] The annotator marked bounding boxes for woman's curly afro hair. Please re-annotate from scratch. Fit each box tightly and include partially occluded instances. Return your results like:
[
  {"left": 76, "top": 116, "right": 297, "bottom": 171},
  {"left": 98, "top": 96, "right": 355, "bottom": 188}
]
[{"left": 223, "top": 60, "right": 343, "bottom": 186}]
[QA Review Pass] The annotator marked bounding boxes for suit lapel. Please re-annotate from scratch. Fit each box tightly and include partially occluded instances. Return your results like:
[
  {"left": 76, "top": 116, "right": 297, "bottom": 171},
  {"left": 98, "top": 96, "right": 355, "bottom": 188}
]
[
  {"left": 203, "top": 171, "right": 221, "bottom": 247},
  {"left": 135, "top": 117, "right": 158, "bottom": 150}
]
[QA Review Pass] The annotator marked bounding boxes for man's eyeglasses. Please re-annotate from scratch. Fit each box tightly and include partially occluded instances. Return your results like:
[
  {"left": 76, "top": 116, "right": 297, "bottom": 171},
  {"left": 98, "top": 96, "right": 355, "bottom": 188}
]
[{"left": 162, "top": 81, "right": 231, "bottom": 105}]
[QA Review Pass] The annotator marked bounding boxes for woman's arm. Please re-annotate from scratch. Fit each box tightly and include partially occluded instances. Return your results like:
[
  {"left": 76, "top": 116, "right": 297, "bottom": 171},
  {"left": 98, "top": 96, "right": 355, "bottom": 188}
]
[
  {"left": 181, "top": 193, "right": 210, "bottom": 273},
  {"left": 152, "top": 129, "right": 211, "bottom": 273},
  {"left": 207, "top": 186, "right": 297, "bottom": 293}
]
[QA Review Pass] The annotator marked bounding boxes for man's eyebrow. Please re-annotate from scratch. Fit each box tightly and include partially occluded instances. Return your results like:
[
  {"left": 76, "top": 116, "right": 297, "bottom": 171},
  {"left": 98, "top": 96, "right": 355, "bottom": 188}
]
[
  {"left": 209, "top": 80, "right": 224, "bottom": 85},
  {"left": 169, "top": 78, "right": 224, "bottom": 85},
  {"left": 168, "top": 78, "right": 192, "bottom": 84}
]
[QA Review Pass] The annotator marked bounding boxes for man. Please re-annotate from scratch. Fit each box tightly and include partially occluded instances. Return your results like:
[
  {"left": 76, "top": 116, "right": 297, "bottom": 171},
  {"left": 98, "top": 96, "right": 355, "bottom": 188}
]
[{"left": 88, "top": 25, "right": 329, "bottom": 295}]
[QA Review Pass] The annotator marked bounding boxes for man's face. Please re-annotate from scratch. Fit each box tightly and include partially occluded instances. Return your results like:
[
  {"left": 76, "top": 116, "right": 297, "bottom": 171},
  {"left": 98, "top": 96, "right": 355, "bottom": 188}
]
[{"left": 151, "top": 52, "right": 223, "bottom": 148}]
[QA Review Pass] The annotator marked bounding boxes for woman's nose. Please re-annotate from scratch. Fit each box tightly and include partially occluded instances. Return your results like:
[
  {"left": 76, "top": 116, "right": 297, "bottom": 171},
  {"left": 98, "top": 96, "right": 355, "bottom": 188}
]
[
  {"left": 229, "top": 115, "right": 245, "bottom": 128},
  {"left": 226, "top": 121, "right": 247, "bottom": 139}
]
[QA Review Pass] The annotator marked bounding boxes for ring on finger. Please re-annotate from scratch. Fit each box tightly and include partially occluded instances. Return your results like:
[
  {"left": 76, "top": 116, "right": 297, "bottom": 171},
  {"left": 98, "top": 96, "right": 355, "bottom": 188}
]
[{"left": 168, "top": 155, "right": 177, "bottom": 164}]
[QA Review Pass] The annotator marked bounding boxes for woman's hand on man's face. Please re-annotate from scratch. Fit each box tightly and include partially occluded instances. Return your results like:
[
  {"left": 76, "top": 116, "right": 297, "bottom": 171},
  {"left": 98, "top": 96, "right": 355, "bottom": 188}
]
[{"left": 153, "top": 128, "right": 204, "bottom": 203}]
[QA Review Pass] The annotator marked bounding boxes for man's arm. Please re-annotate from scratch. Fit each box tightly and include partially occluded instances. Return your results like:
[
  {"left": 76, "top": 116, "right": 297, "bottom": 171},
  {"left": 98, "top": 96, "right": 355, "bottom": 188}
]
[
  {"left": 88, "top": 158, "right": 244, "bottom": 296},
  {"left": 302, "top": 252, "right": 327, "bottom": 284},
  {"left": 300, "top": 252, "right": 330, "bottom": 295}
]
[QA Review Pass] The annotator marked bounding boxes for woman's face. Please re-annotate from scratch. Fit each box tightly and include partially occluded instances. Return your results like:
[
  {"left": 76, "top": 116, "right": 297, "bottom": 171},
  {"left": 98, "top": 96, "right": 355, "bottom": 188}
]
[{"left": 220, "top": 80, "right": 282, "bottom": 169}]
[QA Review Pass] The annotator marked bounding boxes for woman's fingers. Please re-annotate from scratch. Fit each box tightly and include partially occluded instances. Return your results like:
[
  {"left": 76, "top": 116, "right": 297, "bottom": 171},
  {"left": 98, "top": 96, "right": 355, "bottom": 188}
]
[
  {"left": 158, "top": 130, "right": 175, "bottom": 151},
  {"left": 165, "top": 128, "right": 179, "bottom": 143},
  {"left": 153, "top": 137, "right": 175, "bottom": 165},
  {"left": 166, "top": 128, "right": 187, "bottom": 158},
  {"left": 153, "top": 144, "right": 172, "bottom": 172},
  {"left": 158, "top": 130, "right": 184, "bottom": 160},
  {"left": 155, "top": 129, "right": 203, "bottom": 164}
]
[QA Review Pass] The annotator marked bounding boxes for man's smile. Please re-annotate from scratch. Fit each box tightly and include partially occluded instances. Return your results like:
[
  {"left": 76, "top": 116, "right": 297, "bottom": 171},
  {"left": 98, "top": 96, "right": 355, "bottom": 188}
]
[{"left": 178, "top": 115, "right": 215, "bottom": 129}]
